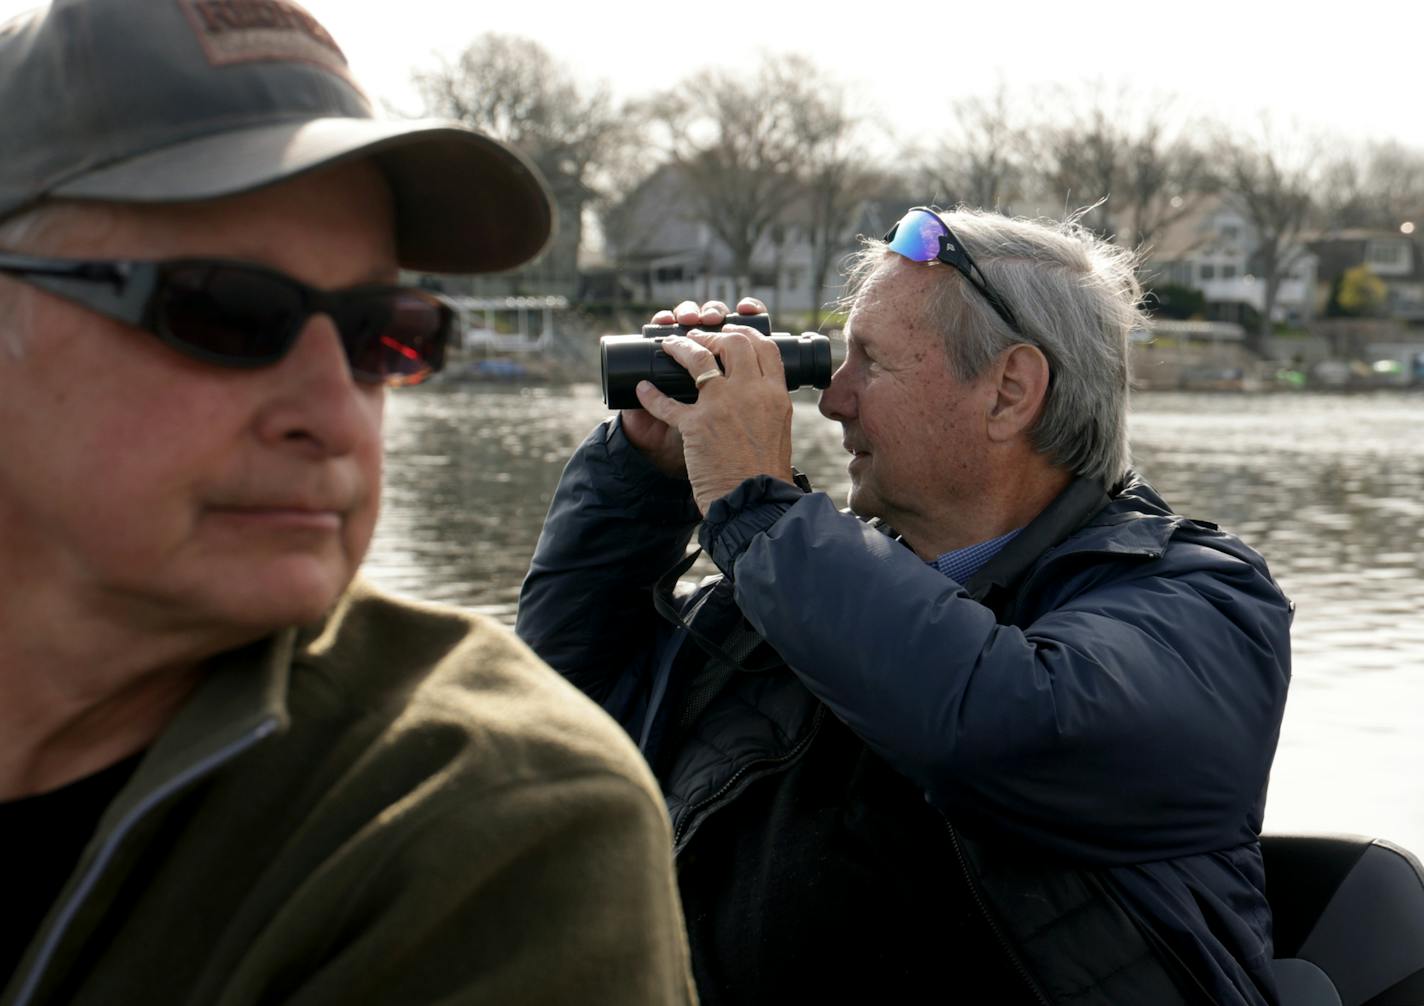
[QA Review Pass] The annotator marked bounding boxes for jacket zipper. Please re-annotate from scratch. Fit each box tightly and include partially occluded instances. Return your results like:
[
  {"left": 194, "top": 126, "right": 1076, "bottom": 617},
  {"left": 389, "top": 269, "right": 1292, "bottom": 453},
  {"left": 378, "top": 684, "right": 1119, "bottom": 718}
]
[
  {"left": 673, "top": 704, "right": 824, "bottom": 852},
  {"left": 945, "top": 818, "right": 1051, "bottom": 1006},
  {"left": 11, "top": 718, "right": 281, "bottom": 1006}
]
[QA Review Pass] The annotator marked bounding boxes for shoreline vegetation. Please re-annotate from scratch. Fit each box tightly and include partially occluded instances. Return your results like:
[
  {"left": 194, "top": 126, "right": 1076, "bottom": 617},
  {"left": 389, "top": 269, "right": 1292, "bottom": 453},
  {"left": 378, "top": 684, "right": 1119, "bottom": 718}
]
[
  {"left": 434, "top": 355, "right": 1423, "bottom": 395},
  {"left": 437, "top": 330, "right": 1423, "bottom": 396}
]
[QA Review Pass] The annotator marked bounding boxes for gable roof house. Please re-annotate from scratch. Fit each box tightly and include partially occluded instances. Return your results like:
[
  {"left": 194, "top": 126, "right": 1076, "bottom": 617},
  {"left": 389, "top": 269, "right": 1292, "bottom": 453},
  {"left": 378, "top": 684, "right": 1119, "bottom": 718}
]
[
  {"left": 1141, "top": 194, "right": 1317, "bottom": 328},
  {"left": 597, "top": 165, "right": 893, "bottom": 321}
]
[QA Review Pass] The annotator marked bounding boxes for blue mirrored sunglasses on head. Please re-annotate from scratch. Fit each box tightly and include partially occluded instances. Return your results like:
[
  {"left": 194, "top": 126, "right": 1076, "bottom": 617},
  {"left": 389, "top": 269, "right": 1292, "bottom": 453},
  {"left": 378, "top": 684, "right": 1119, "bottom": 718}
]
[{"left": 883, "top": 207, "right": 1024, "bottom": 336}]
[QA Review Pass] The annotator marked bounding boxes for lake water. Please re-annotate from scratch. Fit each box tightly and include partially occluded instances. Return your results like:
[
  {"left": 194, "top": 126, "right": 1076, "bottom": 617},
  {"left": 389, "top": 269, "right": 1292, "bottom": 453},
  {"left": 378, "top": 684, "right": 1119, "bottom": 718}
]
[{"left": 367, "top": 385, "right": 1424, "bottom": 855}]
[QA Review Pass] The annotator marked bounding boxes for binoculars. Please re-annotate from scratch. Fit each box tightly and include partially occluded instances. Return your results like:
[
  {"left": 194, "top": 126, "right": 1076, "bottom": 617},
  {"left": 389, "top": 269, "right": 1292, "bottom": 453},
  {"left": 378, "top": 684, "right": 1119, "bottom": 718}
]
[{"left": 599, "top": 313, "right": 833, "bottom": 410}]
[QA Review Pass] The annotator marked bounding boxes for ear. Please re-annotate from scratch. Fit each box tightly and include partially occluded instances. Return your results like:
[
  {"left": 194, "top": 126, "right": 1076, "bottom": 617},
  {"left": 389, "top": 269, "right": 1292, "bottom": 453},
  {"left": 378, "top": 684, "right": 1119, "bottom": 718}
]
[{"left": 985, "top": 344, "right": 1051, "bottom": 444}]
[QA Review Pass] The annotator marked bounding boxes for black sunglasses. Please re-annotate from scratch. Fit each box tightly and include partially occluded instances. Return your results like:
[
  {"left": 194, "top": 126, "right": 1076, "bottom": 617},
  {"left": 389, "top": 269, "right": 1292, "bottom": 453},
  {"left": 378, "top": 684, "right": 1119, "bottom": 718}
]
[
  {"left": 883, "top": 207, "right": 1024, "bottom": 336},
  {"left": 0, "top": 253, "right": 454, "bottom": 386}
]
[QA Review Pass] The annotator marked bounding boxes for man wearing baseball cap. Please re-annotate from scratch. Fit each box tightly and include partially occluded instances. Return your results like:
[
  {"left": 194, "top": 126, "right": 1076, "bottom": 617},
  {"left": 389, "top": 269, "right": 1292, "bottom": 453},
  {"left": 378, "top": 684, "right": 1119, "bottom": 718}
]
[{"left": 0, "top": 2, "right": 695, "bottom": 1004}]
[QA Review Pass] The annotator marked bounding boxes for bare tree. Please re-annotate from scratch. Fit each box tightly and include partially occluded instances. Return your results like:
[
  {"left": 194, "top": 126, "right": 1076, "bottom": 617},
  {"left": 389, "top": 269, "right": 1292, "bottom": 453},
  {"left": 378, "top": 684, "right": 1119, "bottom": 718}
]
[
  {"left": 1034, "top": 88, "right": 1122, "bottom": 237},
  {"left": 783, "top": 58, "right": 887, "bottom": 328},
  {"left": 1032, "top": 87, "right": 1213, "bottom": 251},
  {"left": 920, "top": 84, "right": 1027, "bottom": 212},
  {"left": 1120, "top": 117, "right": 1214, "bottom": 252},
  {"left": 414, "top": 34, "right": 637, "bottom": 291},
  {"left": 648, "top": 65, "right": 805, "bottom": 290},
  {"left": 1364, "top": 142, "right": 1424, "bottom": 228},
  {"left": 1316, "top": 153, "right": 1372, "bottom": 231},
  {"left": 1216, "top": 121, "right": 1318, "bottom": 354}
]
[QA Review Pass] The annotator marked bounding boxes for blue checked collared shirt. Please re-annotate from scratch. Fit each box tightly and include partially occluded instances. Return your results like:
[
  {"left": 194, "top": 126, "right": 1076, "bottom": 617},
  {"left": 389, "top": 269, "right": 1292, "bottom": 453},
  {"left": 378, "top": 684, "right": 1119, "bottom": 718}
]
[{"left": 928, "top": 527, "right": 1022, "bottom": 584}]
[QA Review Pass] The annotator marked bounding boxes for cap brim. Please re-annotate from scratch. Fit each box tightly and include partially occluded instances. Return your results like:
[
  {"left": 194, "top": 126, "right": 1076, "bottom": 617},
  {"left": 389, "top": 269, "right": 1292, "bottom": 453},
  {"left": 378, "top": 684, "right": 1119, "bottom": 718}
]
[{"left": 51, "top": 118, "right": 553, "bottom": 274}]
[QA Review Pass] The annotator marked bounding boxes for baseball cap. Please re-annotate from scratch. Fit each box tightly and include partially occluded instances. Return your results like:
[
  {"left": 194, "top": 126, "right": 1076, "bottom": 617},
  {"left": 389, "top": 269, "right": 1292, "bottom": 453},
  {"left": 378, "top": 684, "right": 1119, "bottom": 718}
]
[{"left": 0, "top": 0, "right": 553, "bottom": 273}]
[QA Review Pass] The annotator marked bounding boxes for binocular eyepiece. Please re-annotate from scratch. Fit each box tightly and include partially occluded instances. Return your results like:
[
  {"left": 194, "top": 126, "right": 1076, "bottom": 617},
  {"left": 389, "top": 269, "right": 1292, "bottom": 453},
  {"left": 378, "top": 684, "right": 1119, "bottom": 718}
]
[{"left": 599, "top": 313, "right": 833, "bottom": 410}]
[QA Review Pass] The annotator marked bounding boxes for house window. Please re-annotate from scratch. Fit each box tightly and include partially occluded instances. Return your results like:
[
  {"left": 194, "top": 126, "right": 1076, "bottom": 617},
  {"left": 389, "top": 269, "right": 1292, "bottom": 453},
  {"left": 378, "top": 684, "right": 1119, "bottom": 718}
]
[
  {"left": 655, "top": 265, "right": 685, "bottom": 283},
  {"left": 784, "top": 268, "right": 804, "bottom": 291},
  {"left": 1199, "top": 263, "right": 1216, "bottom": 281},
  {"left": 1221, "top": 264, "right": 1237, "bottom": 280},
  {"left": 1220, "top": 225, "right": 1240, "bottom": 242},
  {"left": 1366, "top": 240, "right": 1411, "bottom": 275}
]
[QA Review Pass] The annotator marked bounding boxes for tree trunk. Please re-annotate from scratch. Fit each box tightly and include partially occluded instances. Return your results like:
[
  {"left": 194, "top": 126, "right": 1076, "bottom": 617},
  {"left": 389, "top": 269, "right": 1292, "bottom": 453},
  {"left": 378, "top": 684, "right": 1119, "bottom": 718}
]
[
  {"left": 733, "top": 248, "right": 753, "bottom": 303},
  {"left": 809, "top": 238, "right": 831, "bottom": 331},
  {"left": 1257, "top": 279, "right": 1277, "bottom": 358}
]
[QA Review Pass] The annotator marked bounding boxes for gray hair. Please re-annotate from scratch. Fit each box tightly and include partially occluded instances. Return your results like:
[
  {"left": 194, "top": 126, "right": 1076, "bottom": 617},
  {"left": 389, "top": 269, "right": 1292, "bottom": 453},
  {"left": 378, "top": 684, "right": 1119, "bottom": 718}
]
[
  {"left": 0, "top": 202, "right": 115, "bottom": 358},
  {"left": 0, "top": 212, "right": 37, "bottom": 358},
  {"left": 842, "top": 207, "right": 1143, "bottom": 487}
]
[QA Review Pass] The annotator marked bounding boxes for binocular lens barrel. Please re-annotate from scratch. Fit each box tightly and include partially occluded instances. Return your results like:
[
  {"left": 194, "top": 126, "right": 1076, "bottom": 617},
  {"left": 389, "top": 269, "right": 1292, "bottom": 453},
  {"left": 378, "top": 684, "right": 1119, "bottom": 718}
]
[{"left": 600, "top": 332, "right": 833, "bottom": 409}]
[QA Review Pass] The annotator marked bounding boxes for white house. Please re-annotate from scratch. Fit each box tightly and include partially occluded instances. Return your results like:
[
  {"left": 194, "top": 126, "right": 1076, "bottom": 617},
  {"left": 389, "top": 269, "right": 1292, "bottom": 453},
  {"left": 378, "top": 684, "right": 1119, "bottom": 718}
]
[{"left": 1144, "top": 196, "right": 1317, "bottom": 326}]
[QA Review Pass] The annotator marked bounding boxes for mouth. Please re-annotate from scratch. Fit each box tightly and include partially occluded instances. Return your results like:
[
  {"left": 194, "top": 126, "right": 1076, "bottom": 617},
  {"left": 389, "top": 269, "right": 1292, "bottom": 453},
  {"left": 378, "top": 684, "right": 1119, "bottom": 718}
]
[{"left": 208, "top": 505, "right": 344, "bottom": 531}]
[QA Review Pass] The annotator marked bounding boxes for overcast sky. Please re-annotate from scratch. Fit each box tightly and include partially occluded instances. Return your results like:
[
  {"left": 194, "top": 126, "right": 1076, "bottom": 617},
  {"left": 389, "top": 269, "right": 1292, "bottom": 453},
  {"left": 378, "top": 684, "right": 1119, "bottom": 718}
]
[
  {"left": 305, "top": 0, "right": 1424, "bottom": 151},
  {"left": 3, "top": 1, "right": 1420, "bottom": 150}
]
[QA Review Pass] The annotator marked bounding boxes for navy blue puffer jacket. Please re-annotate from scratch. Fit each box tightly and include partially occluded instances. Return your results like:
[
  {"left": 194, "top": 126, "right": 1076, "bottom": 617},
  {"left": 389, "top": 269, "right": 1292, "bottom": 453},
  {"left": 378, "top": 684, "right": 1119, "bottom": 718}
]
[{"left": 519, "top": 417, "right": 1292, "bottom": 1004}]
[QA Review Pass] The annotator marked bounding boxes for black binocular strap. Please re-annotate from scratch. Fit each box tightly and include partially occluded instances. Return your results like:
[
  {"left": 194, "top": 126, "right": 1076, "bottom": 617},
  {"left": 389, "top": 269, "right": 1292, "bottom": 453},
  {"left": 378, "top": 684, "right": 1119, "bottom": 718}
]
[
  {"left": 650, "top": 547, "right": 782, "bottom": 737},
  {"left": 676, "top": 620, "right": 767, "bottom": 733}
]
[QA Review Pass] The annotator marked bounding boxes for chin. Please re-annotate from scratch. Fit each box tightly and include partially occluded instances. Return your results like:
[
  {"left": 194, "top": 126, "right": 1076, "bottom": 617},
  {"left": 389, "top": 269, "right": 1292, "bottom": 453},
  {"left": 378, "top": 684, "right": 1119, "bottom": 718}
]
[
  {"left": 845, "top": 483, "right": 879, "bottom": 521},
  {"left": 199, "top": 557, "right": 357, "bottom": 633}
]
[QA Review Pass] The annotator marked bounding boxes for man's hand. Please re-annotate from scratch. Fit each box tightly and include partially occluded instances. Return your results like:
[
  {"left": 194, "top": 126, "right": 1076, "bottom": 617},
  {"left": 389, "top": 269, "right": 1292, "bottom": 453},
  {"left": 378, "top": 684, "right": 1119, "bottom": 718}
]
[
  {"left": 631, "top": 298, "right": 794, "bottom": 515},
  {"left": 619, "top": 298, "right": 767, "bottom": 481}
]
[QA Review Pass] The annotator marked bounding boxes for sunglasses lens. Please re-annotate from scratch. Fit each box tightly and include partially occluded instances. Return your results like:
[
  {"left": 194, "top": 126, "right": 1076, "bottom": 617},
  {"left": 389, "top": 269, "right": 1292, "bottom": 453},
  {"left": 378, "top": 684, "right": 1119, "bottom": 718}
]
[
  {"left": 158, "top": 265, "right": 449, "bottom": 385},
  {"left": 336, "top": 290, "right": 450, "bottom": 386},
  {"left": 157, "top": 264, "right": 305, "bottom": 364},
  {"left": 885, "top": 209, "right": 945, "bottom": 263}
]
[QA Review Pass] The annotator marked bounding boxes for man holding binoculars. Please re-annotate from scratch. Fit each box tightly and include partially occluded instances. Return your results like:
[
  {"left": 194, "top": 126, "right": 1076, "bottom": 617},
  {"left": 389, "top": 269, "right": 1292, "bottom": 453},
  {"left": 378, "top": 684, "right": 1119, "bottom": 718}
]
[{"left": 519, "top": 207, "right": 1293, "bottom": 1004}]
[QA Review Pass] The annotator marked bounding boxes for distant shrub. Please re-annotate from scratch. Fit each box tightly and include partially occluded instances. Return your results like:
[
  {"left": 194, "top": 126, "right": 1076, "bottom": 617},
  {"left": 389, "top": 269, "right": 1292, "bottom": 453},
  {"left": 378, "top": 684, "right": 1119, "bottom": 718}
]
[{"left": 1143, "top": 284, "right": 1206, "bottom": 320}]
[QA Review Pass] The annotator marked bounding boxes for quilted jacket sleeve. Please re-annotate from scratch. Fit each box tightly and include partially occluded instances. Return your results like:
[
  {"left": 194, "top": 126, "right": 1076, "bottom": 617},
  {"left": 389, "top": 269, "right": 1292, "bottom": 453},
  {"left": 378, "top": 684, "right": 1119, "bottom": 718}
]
[
  {"left": 516, "top": 417, "right": 701, "bottom": 719},
  {"left": 711, "top": 490, "right": 1292, "bottom": 865}
]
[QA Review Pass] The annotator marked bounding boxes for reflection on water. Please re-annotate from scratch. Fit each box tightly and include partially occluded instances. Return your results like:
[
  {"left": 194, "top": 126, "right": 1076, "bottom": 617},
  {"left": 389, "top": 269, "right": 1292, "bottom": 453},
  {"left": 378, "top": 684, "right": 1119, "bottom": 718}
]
[
  {"left": 369, "top": 383, "right": 612, "bottom": 617},
  {"left": 368, "top": 386, "right": 1424, "bottom": 852},
  {"left": 1124, "top": 392, "right": 1424, "bottom": 854}
]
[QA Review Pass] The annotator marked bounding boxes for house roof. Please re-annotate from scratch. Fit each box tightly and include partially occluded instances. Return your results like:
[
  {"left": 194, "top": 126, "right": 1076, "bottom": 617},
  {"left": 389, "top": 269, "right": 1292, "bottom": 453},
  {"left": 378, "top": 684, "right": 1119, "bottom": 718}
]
[
  {"left": 1139, "top": 194, "right": 1235, "bottom": 262},
  {"left": 1304, "top": 227, "right": 1411, "bottom": 244}
]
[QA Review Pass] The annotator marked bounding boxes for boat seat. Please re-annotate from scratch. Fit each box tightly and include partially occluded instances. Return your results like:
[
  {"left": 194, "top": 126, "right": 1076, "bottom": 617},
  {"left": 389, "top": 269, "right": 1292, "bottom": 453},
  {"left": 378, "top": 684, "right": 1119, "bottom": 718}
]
[
  {"left": 1263, "top": 833, "right": 1424, "bottom": 1006},
  {"left": 1272, "top": 958, "right": 1342, "bottom": 1006}
]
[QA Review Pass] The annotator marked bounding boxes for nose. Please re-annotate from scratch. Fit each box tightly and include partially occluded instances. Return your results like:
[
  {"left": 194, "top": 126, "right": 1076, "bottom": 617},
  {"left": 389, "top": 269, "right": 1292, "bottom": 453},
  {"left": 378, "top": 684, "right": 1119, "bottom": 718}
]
[
  {"left": 254, "top": 315, "right": 382, "bottom": 457},
  {"left": 818, "top": 359, "right": 856, "bottom": 423}
]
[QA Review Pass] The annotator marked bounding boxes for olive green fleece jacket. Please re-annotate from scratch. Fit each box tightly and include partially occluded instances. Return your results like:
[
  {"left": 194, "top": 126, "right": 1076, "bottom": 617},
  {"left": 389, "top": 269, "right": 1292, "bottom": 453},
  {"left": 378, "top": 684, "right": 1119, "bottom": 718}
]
[{"left": 4, "top": 580, "right": 696, "bottom": 1006}]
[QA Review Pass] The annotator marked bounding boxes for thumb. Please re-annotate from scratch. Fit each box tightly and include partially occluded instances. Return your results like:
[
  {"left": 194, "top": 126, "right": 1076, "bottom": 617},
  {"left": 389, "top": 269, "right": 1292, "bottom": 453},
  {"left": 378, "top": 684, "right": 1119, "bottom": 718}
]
[{"left": 635, "top": 380, "right": 688, "bottom": 428}]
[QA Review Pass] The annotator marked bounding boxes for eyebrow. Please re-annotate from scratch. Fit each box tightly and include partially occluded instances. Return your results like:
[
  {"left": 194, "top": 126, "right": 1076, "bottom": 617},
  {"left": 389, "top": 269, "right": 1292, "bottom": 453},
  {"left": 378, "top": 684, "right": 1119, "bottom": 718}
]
[
  {"left": 317, "top": 265, "right": 401, "bottom": 289},
  {"left": 355, "top": 262, "right": 401, "bottom": 285}
]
